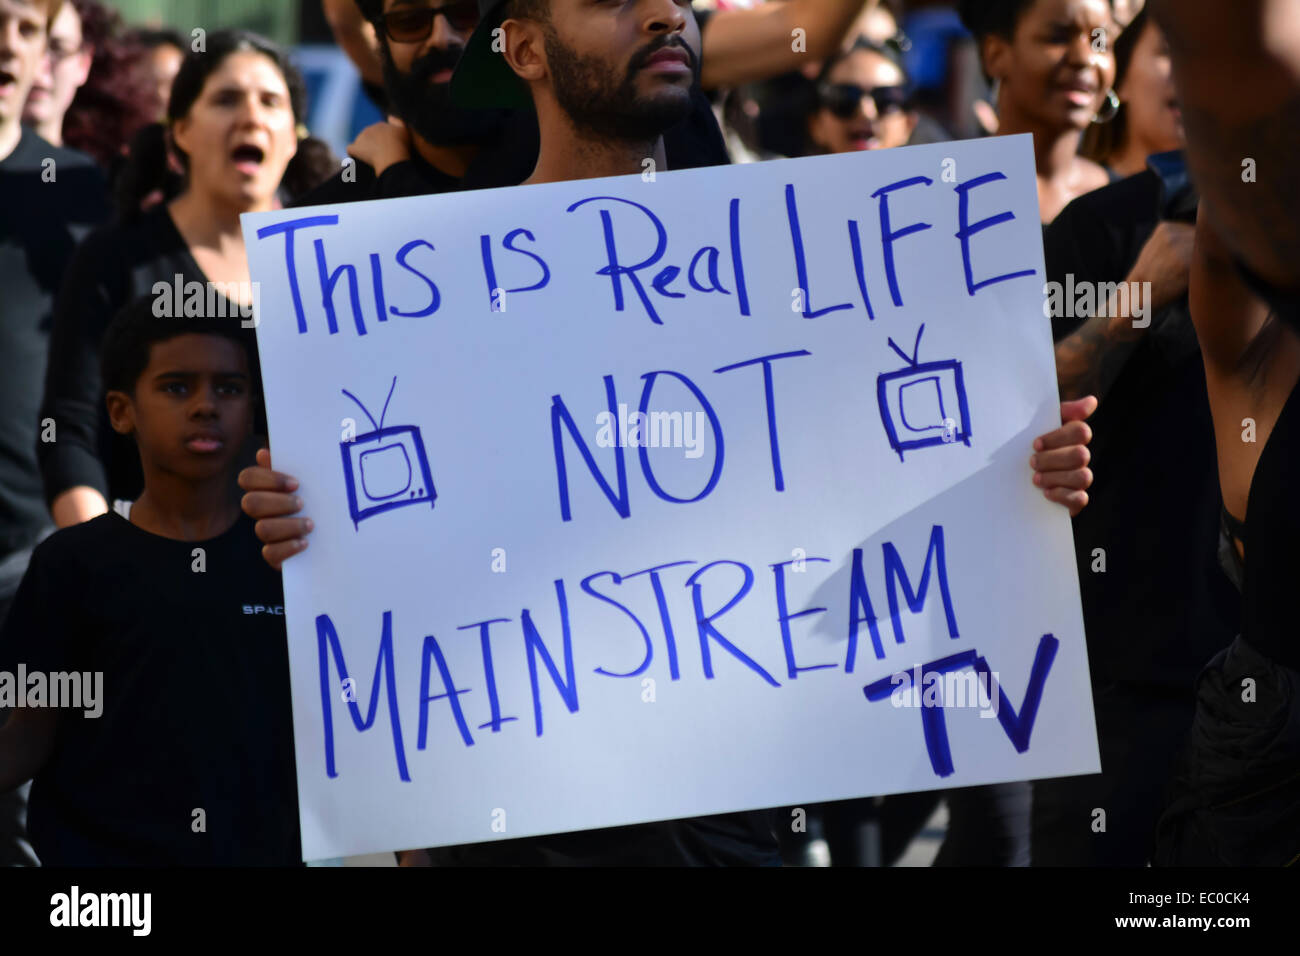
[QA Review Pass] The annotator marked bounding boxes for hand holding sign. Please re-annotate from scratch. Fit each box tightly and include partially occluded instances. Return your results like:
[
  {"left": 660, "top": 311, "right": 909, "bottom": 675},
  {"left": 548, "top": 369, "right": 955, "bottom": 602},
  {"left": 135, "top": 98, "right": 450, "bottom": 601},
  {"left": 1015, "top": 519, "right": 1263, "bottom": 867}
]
[
  {"left": 1031, "top": 396, "right": 1098, "bottom": 517},
  {"left": 239, "top": 448, "right": 311, "bottom": 569}
]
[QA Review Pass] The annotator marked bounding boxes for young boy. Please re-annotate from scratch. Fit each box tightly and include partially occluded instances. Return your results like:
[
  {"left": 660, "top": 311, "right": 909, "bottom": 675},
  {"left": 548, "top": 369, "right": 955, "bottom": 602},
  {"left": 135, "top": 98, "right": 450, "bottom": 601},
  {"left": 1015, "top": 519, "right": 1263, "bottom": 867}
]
[{"left": 0, "top": 299, "right": 300, "bottom": 865}]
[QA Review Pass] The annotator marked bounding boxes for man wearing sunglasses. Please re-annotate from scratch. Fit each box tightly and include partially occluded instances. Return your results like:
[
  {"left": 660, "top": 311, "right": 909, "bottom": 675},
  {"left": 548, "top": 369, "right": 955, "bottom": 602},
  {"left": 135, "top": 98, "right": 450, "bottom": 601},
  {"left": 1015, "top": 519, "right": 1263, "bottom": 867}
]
[
  {"left": 300, "top": 0, "right": 520, "bottom": 206},
  {"left": 307, "top": 0, "right": 894, "bottom": 204}
]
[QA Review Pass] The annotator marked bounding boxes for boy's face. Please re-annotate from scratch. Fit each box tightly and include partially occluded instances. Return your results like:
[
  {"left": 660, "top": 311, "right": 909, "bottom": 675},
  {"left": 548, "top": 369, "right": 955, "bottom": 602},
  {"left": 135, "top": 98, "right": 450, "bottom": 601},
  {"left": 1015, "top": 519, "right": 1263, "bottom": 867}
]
[
  {"left": 0, "top": 0, "right": 49, "bottom": 129},
  {"left": 107, "top": 334, "right": 254, "bottom": 483}
]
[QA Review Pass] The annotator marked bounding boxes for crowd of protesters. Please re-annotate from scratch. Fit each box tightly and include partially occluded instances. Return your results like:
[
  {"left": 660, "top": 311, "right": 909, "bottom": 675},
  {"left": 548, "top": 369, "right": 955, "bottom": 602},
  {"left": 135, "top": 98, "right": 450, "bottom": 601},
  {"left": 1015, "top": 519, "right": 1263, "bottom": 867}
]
[{"left": 0, "top": 0, "right": 1296, "bottom": 868}]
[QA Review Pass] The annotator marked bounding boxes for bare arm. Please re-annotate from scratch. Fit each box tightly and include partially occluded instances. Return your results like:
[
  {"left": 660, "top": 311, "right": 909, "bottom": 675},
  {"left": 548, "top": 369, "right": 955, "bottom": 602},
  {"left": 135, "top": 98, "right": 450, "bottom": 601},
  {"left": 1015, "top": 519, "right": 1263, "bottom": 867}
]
[
  {"left": 1147, "top": 0, "right": 1300, "bottom": 291},
  {"left": 700, "top": 0, "right": 873, "bottom": 91},
  {"left": 1190, "top": 210, "right": 1275, "bottom": 375},
  {"left": 1188, "top": 209, "right": 1299, "bottom": 523},
  {"left": 1054, "top": 222, "right": 1195, "bottom": 401},
  {"left": 322, "top": 0, "right": 384, "bottom": 88},
  {"left": 0, "top": 707, "right": 58, "bottom": 794},
  {"left": 50, "top": 486, "right": 108, "bottom": 528}
]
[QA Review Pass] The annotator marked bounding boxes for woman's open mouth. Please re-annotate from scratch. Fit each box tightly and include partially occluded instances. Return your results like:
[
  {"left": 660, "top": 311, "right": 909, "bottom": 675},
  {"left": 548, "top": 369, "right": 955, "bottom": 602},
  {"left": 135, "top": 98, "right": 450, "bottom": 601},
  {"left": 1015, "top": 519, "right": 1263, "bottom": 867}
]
[{"left": 231, "top": 143, "right": 266, "bottom": 176}]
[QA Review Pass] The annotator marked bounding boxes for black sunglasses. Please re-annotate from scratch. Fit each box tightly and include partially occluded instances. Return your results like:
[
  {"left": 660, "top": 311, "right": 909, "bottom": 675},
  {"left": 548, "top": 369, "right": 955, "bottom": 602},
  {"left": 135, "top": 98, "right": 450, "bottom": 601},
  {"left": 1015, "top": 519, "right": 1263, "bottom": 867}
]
[
  {"left": 379, "top": 1, "right": 480, "bottom": 43},
  {"left": 819, "top": 83, "right": 907, "bottom": 120}
]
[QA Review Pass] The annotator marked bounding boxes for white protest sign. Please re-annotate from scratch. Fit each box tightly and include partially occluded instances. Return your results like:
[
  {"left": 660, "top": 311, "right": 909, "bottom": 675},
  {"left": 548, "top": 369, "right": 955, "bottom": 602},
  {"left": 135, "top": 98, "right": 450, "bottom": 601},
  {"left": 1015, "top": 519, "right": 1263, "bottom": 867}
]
[{"left": 242, "top": 133, "right": 1097, "bottom": 861}]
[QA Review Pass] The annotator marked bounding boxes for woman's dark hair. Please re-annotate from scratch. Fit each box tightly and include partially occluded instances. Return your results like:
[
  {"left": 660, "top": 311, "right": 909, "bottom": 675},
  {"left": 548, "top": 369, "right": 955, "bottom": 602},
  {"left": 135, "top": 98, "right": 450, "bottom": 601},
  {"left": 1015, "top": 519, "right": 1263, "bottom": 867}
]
[
  {"left": 756, "top": 37, "right": 910, "bottom": 158},
  {"left": 60, "top": 0, "right": 159, "bottom": 168},
  {"left": 957, "top": 0, "right": 1038, "bottom": 41},
  {"left": 113, "top": 29, "right": 334, "bottom": 217},
  {"left": 1080, "top": 6, "right": 1150, "bottom": 167}
]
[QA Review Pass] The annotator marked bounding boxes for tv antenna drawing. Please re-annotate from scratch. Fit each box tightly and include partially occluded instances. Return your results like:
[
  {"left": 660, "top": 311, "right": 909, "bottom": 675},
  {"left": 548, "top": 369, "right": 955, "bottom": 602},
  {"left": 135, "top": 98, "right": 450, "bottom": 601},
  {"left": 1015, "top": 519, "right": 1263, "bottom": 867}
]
[
  {"left": 876, "top": 324, "right": 973, "bottom": 461},
  {"left": 338, "top": 375, "right": 436, "bottom": 528}
]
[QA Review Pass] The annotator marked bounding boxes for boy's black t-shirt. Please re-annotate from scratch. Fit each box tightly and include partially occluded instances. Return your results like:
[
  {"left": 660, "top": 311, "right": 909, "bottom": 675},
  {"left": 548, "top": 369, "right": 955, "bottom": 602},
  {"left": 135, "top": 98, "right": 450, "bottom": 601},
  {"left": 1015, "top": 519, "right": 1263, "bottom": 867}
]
[
  {"left": 0, "top": 511, "right": 301, "bottom": 865},
  {"left": 0, "top": 129, "right": 108, "bottom": 556}
]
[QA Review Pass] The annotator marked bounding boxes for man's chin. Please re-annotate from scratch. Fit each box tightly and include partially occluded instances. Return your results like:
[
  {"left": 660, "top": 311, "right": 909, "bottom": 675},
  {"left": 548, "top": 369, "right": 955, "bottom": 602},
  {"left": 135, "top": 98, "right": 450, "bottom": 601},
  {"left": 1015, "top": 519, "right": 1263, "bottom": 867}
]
[
  {"left": 637, "top": 73, "right": 694, "bottom": 102},
  {"left": 630, "top": 86, "right": 694, "bottom": 130}
]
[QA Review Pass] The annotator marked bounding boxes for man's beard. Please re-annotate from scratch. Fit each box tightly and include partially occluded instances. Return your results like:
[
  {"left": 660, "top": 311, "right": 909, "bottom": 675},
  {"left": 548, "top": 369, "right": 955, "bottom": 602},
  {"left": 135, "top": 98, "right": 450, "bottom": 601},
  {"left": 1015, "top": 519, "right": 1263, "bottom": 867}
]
[
  {"left": 543, "top": 25, "right": 699, "bottom": 143},
  {"left": 381, "top": 44, "right": 510, "bottom": 147}
]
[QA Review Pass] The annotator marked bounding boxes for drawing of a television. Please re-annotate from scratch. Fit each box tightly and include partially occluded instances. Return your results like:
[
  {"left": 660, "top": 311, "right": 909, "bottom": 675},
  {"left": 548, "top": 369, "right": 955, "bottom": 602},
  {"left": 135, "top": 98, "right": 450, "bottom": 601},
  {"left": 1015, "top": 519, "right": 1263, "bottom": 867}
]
[
  {"left": 876, "top": 326, "right": 972, "bottom": 461},
  {"left": 340, "top": 378, "right": 436, "bottom": 528}
]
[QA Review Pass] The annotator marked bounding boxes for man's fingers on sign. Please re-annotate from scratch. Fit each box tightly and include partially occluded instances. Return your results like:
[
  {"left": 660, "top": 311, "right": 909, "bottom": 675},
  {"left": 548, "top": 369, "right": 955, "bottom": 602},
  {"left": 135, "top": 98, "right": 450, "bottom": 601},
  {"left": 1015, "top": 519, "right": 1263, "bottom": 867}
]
[
  {"left": 239, "top": 448, "right": 313, "bottom": 569},
  {"left": 1031, "top": 396, "right": 1099, "bottom": 517}
]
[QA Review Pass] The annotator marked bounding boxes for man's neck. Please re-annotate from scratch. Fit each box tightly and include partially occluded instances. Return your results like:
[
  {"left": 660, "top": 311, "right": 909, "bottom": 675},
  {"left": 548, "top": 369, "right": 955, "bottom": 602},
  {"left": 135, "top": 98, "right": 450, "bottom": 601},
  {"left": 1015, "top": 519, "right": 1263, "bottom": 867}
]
[
  {"left": 34, "top": 117, "right": 60, "bottom": 147},
  {"left": 409, "top": 131, "right": 480, "bottom": 180},
  {"left": 0, "top": 117, "right": 23, "bottom": 163},
  {"left": 527, "top": 107, "right": 665, "bottom": 186}
]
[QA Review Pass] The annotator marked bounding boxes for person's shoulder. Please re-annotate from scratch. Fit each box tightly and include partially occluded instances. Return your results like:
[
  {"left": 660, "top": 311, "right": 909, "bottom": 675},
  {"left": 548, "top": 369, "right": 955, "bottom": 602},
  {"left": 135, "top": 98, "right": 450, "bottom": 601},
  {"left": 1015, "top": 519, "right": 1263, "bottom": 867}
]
[
  {"left": 45, "top": 140, "right": 102, "bottom": 173},
  {"left": 290, "top": 158, "right": 380, "bottom": 207},
  {"left": 73, "top": 203, "right": 169, "bottom": 260},
  {"left": 1, "top": 130, "right": 106, "bottom": 212},
  {"left": 1067, "top": 163, "right": 1159, "bottom": 216},
  {"left": 28, "top": 514, "right": 127, "bottom": 573},
  {"left": 1, "top": 127, "right": 54, "bottom": 170},
  {"left": 4, "top": 128, "right": 97, "bottom": 169},
  {"left": 1049, "top": 166, "right": 1160, "bottom": 240}
]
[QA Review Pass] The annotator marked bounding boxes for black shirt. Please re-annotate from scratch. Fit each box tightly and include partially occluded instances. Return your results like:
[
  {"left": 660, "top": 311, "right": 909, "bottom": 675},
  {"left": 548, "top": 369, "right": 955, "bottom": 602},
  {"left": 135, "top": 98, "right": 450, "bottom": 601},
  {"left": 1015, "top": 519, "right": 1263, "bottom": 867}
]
[
  {"left": 37, "top": 204, "right": 257, "bottom": 506},
  {"left": 293, "top": 87, "right": 731, "bottom": 207},
  {"left": 1240, "top": 378, "right": 1300, "bottom": 670},
  {"left": 292, "top": 152, "right": 460, "bottom": 207},
  {"left": 0, "top": 129, "right": 108, "bottom": 557},
  {"left": 1044, "top": 172, "right": 1238, "bottom": 690},
  {"left": 430, "top": 808, "right": 781, "bottom": 867},
  {"left": 0, "top": 511, "right": 300, "bottom": 865}
]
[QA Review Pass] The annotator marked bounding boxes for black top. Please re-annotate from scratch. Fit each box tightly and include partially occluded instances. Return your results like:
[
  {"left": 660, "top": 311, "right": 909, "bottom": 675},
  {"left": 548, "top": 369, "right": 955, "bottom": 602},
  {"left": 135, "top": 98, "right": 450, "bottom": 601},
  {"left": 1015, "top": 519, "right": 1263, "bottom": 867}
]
[
  {"left": 0, "top": 129, "right": 108, "bottom": 556},
  {"left": 37, "top": 204, "right": 259, "bottom": 507},
  {"left": 0, "top": 511, "right": 301, "bottom": 865},
  {"left": 1044, "top": 172, "right": 1238, "bottom": 690},
  {"left": 291, "top": 152, "right": 460, "bottom": 207},
  {"left": 1240, "top": 379, "right": 1300, "bottom": 670},
  {"left": 293, "top": 84, "right": 730, "bottom": 207},
  {"left": 430, "top": 807, "right": 780, "bottom": 866}
]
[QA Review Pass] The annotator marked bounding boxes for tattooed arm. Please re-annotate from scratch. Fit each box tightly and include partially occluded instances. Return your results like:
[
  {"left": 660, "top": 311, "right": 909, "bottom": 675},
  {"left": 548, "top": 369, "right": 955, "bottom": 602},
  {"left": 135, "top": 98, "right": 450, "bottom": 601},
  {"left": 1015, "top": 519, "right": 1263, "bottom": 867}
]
[
  {"left": 1054, "top": 222, "right": 1194, "bottom": 401},
  {"left": 1147, "top": 0, "right": 1300, "bottom": 292}
]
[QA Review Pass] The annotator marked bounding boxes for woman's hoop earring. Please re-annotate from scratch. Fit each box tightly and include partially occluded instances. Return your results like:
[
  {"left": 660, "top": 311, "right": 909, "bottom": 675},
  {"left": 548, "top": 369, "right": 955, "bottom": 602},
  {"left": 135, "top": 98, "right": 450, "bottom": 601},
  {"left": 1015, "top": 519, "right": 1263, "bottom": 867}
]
[{"left": 1092, "top": 88, "right": 1120, "bottom": 124}]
